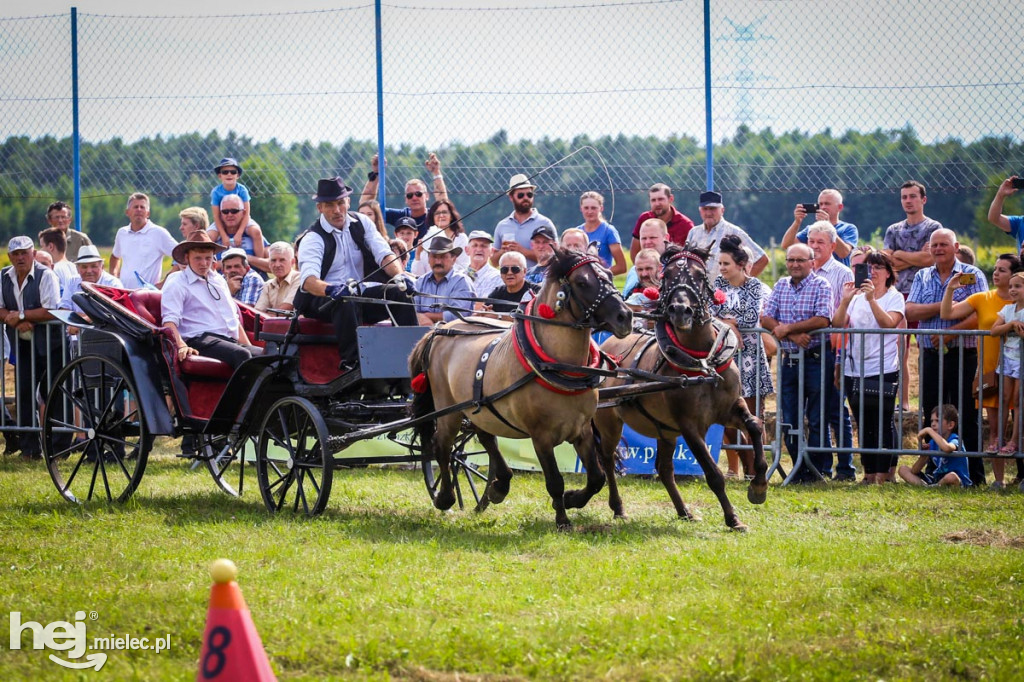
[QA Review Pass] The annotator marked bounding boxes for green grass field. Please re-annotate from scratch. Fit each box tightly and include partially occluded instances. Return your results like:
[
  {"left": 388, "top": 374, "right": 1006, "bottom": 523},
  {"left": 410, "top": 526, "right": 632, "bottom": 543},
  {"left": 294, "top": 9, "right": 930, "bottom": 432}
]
[{"left": 2, "top": 446, "right": 1023, "bottom": 681}]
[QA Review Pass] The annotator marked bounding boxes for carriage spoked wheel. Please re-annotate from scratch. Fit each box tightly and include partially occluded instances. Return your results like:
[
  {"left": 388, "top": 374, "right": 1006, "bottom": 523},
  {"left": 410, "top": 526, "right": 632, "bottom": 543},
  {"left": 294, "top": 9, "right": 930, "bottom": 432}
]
[
  {"left": 42, "top": 355, "right": 150, "bottom": 504},
  {"left": 256, "top": 396, "right": 333, "bottom": 516},
  {"left": 199, "top": 432, "right": 255, "bottom": 498},
  {"left": 421, "top": 427, "right": 487, "bottom": 510}
]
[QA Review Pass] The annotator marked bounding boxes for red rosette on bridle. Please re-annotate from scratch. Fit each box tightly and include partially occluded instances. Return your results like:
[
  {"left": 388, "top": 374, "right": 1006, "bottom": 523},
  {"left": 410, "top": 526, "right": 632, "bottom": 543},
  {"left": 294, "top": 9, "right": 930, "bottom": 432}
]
[
  {"left": 642, "top": 287, "right": 660, "bottom": 300},
  {"left": 537, "top": 303, "right": 556, "bottom": 319}
]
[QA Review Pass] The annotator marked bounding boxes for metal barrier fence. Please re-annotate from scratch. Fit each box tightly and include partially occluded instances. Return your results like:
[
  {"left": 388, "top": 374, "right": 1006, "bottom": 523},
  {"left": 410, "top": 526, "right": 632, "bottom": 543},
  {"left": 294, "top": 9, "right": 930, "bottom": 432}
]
[
  {"left": 1, "top": 0, "right": 1023, "bottom": 241},
  {"left": 0, "top": 322, "right": 71, "bottom": 454}
]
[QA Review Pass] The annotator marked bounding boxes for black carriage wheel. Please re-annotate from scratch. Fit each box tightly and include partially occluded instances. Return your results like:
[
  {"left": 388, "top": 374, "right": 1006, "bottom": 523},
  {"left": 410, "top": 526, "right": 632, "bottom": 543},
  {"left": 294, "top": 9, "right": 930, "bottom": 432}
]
[
  {"left": 421, "top": 429, "right": 487, "bottom": 510},
  {"left": 256, "top": 397, "right": 333, "bottom": 516},
  {"left": 42, "top": 355, "right": 150, "bottom": 504},
  {"left": 201, "top": 433, "right": 255, "bottom": 498}
]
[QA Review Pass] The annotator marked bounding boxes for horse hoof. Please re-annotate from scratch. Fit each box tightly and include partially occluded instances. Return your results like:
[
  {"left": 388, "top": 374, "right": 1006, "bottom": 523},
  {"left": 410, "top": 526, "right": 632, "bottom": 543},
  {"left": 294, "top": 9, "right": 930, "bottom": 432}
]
[
  {"left": 747, "top": 486, "right": 767, "bottom": 505},
  {"left": 563, "top": 490, "right": 587, "bottom": 509},
  {"left": 679, "top": 512, "right": 702, "bottom": 523},
  {"left": 729, "top": 521, "right": 749, "bottom": 533},
  {"left": 433, "top": 492, "right": 456, "bottom": 511},
  {"left": 474, "top": 497, "right": 491, "bottom": 514},
  {"left": 488, "top": 480, "right": 510, "bottom": 504}
]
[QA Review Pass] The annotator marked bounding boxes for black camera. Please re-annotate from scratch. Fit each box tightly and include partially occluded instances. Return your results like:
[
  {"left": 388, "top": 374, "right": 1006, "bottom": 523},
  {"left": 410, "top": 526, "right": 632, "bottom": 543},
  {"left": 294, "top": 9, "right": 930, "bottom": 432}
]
[
  {"left": 801, "top": 203, "right": 819, "bottom": 214},
  {"left": 1012, "top": 177, "right": 1024, "bottom": 190}
]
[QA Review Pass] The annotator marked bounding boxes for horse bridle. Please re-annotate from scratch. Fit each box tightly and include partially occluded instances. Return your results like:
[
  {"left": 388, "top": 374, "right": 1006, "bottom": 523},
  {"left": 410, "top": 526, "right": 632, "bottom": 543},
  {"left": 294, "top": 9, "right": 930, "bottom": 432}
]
[
  {"left": 558, "top": 255, "right": 622, "bottom": 329},
  {"left": 655, "top": 249, "right": 715, "bottom": 326}
]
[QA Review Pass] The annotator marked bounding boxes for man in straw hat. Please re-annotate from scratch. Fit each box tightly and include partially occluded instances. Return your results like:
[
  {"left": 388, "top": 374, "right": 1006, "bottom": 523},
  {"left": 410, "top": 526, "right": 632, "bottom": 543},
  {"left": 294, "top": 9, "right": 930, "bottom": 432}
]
[
  {"left": 295, "top": 177, "right": 416, "bottom": 372},
  {"left": 161, "top": 232, "right": 259, "bottom": 370},
  {"left": 492, "top": 173, "right": 556, "bottom": 268},
  {"left": 413, "top": 236, "right": 474, "bottom": 325}
]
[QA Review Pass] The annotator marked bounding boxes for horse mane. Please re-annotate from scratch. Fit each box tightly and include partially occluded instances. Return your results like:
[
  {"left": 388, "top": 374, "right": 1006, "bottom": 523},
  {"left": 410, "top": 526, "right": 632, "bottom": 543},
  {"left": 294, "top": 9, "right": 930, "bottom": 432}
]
[
  {"left": 545, "top": 246, "right": 585, "bottom": 283},
  {"left": 661, "top": 242, "right": 712, "bottom": 267}
]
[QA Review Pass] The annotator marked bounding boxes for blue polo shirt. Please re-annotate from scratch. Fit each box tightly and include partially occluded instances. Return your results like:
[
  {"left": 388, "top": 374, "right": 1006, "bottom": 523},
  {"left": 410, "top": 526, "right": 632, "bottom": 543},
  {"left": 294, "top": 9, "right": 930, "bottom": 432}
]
[{"left": 796, "top": 220, "right": 859, "bottom": 266}]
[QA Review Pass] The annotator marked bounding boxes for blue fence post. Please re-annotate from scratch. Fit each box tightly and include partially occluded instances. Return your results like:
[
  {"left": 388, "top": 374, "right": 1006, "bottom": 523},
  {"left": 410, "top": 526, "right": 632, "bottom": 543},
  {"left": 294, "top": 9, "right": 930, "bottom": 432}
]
[
  {"left": 71, "top": 7, "right": 81, "bottom": 231},
  {"left": 374, "top": 0, "right": 386, "bottom": 212},
  {"left": 703, "top": 0, "right": 713, "bottom": 192}
]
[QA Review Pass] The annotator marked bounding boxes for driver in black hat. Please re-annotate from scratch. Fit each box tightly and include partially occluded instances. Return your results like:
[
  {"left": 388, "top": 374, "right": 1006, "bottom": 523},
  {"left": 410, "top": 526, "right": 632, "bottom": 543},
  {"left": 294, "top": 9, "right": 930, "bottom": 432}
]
[{"left": 295, "top": 177, "right": 417, "bottom": 372}]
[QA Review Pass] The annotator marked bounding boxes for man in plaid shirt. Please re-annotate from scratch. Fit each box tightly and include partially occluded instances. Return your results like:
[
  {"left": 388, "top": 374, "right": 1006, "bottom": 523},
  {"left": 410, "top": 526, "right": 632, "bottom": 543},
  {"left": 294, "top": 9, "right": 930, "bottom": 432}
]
[
  {"left": 907, "top": 228, "right": 987, "bottom": 484},
  {"left": 221, "top": 247, "right": 264, "bottom": 307},
  {"left": 762, "top": 244, "right": 835, "bottom": 483}
]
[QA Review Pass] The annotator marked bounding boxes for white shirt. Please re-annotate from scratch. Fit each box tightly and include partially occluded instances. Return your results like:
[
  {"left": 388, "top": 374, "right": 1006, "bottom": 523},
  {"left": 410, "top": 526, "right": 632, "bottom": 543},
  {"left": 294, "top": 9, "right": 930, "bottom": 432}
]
[
  {"left": 59, "top": 272, "right": 124, "bottom": 314},
  {"left": 471, "top": 262, "right": 503, "bottom": 298},
  {"left": 843, "top": 287, "right": 906, "bottom": 377},
  {"left": 298, "top": 214, "right": 394, "bottom": 291},
  {"left": 685, "top": 219, "right": 766, "bottom": 280},
  {"left": 161, "top": 268, "right": 239, "bottom": 341},
  {"left": 111, "top": 221, "right": 178, "bottom": 289},
  {"left": 52, "top": 259, "right": 78, "bottom": 296},
  {"left": 3, "top": 265, "right": 60, "bottom": 311}
]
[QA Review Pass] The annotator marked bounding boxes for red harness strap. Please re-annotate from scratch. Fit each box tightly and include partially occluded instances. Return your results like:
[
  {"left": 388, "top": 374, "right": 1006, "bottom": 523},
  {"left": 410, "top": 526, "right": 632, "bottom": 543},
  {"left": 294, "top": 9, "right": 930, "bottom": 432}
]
[
  {"left": 662, "top": 320, "right": 733, "bottom": 376},
  {"left": 513, "top": 298, "right": 602, "bottom": 395}
]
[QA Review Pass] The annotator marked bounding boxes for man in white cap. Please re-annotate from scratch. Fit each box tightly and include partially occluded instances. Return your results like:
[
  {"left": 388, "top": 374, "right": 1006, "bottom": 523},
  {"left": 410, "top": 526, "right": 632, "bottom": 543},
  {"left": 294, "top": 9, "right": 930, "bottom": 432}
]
[
  {"left": 58, "top": 245, "right": 123, "bottom": 321},
  {"left": 109, "top": 192, "right": 178, "bottom": 289},
  {"left": 0, "top": 236, "right": 63, "bottom": 458},
  {"left": 464, "top": 230, "right": 502, "bottom": 298},
  {"left": 492, "top": 173, "right": 556, "bottom": 268},
  {"left": 221, "top": 247, "right": 264, "bottom": 306}
]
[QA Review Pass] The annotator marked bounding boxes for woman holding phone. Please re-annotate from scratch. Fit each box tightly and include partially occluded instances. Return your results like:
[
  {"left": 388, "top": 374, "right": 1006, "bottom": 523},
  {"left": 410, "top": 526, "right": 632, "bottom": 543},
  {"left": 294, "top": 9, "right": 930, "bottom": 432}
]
[
  {"left": 941, "top": 253, "right": 1023, "bottom": 487},
  {"left": 833, "top": 251, "right": 905, "bottom": 484}
]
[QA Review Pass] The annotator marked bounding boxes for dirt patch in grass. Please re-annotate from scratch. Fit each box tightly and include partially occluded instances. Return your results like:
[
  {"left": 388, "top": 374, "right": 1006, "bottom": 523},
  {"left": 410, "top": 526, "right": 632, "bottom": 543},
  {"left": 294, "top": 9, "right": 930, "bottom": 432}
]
[
  {"left": 398, "top": 667, "right": 526, "bottom": 682},
  {"left": 942, "top": 528, "right": 1024, "bottom": 548}
]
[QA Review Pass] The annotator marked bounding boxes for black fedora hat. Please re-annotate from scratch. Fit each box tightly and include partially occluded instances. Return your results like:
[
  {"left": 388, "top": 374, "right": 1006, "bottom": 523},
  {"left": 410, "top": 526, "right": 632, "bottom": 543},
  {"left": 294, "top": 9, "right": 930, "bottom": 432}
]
[{"left": 312, "top": 177, "right": 353, "bottom": 203}]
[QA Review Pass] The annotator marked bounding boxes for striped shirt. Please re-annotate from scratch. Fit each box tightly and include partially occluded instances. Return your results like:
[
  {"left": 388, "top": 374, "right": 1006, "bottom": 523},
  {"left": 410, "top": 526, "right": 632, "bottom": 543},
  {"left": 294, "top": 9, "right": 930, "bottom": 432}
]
[
  {"left": 813, "top": 256, "right": 853, "bottom": 311},
  {"left": 907, "top": 261, "right": 987, "bottom": 349},
  {"left": 762, "top": 271, "right": 834, "bottom": 354}
]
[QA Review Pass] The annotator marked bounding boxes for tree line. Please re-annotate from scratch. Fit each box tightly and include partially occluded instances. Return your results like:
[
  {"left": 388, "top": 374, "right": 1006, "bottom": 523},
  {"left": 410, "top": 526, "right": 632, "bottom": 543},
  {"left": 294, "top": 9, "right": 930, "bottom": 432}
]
[{"left": 0, "top": 126, "right": 1020, "bottom": 249}]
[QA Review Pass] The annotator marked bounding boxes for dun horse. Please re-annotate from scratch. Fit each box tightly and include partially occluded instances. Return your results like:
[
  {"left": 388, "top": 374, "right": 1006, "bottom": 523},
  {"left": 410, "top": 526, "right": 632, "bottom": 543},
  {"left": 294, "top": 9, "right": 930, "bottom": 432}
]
[
  {"left": 593, "top": 244, "right": 769, "bottom": 531},
  {"left": 408, "top": 248, "right": 633, "bottom": 529}
]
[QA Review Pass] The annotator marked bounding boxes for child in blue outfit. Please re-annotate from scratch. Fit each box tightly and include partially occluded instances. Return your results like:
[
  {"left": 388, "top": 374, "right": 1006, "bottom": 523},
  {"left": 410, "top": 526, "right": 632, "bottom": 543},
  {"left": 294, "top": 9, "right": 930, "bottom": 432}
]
[
  {"left": 211, "top": 157, "right": 257, "bottom": 249},
  {"left": 899, "top": 404, "right": 973, "bottom": 487}
]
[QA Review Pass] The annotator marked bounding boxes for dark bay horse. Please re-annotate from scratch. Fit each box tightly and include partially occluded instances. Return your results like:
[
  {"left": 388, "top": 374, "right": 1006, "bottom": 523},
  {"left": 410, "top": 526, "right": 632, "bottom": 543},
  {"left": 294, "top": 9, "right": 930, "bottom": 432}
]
[
  {"left": 593, "top": 244, "right": 768, "bottom": 531},
  {"left": 408, "top": 248, "right": 633, "bottom": 529}
]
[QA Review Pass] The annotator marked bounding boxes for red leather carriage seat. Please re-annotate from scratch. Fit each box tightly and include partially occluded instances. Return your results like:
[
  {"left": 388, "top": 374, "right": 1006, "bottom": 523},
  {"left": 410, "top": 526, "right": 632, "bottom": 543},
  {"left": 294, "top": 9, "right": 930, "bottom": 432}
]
[
  {"left": 260, "top": 316, "right": 335, "bottom": 338},
  {"left": 179, "top": 355, "right": 234, "bottom": 380},
  {"left": 130, "top": 290, "right": 163, "bottom": 326}
]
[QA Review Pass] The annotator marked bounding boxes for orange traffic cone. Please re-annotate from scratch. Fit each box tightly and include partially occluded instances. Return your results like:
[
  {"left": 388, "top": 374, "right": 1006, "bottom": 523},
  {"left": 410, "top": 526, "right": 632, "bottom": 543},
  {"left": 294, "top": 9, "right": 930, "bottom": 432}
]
[{"left": 197, "top": 559, "right": 276, "bottom": 681}]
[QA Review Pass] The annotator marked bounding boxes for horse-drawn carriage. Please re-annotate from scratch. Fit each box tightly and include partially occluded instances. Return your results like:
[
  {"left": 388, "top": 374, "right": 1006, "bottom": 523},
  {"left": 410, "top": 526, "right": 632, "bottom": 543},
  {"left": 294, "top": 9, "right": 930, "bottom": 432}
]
[
  {"left": 41, "top": 245, "right": 769, "bottom": 529},
  {"left": 41, "top": 281, "right": 493, "bottom": 515}
]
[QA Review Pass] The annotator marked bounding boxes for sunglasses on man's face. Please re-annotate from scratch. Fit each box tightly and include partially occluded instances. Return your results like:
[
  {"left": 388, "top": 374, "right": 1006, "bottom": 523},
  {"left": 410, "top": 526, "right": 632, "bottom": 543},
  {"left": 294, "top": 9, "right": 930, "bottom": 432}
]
[
  {"left": 500, "top": 266, "right": 523, "bottom": 274},
  {"left": 221, "top": 209, "right": 241, "bottom": 215},
  {"left": 219, "top": 169, "right": 238, "bottom": 175},
  {"left": 406, "top": 191, "right": 424, "bottom": 199},
  {"left": 515, "top": 192, "right": 534, "bottom": 199}
]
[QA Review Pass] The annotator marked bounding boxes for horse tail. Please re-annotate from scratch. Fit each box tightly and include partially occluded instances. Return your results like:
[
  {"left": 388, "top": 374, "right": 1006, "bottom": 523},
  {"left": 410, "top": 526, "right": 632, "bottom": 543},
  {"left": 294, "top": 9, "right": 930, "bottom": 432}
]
[{"left": 408, "top": 333, "right": 436, "bottom": 446}]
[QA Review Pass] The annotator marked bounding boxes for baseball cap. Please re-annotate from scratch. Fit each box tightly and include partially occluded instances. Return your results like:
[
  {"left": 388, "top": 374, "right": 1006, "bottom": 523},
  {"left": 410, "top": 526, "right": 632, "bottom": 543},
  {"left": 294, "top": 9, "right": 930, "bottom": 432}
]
[
  {"left": 7, "top": 236, "right": 33, "bottom": 252},
  {"left": 394, "top": 217, "right": 418, "bottom": 233},
  {"left": 530, "top": 225, "right": 556, "bottom": 242},
  {"left": 221, "top": 247, "right": 248, "bottom": 262},
  {"left": 699, "top": 191, "right": 723, "bottom": 208},
  {"left": 467, "top": 230, "right": 494, "bottom": 243}
]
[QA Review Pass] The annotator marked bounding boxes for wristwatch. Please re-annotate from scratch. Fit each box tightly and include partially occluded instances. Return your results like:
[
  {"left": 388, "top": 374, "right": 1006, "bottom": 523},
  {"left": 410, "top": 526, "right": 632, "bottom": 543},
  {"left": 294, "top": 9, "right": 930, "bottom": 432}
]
[
  {"left": 368, "top": 171, "right": 378, "bottom": 182},
  {"left": 18, "top": 311, "right": 25, "bottom": 321}
]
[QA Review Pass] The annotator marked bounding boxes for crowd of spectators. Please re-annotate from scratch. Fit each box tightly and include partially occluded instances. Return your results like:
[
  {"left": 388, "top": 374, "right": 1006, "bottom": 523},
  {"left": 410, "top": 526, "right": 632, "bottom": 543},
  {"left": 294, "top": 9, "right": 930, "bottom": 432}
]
[{"left": 4, "top": 155, "right": 1024, "bottom": 494}]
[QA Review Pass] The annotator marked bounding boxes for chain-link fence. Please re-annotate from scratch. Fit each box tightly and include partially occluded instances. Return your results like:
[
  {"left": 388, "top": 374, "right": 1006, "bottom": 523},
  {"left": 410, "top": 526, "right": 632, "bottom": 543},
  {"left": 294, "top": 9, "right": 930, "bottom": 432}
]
[{"left": 2, "top": 0, "right": 1023, "bottom": 245}]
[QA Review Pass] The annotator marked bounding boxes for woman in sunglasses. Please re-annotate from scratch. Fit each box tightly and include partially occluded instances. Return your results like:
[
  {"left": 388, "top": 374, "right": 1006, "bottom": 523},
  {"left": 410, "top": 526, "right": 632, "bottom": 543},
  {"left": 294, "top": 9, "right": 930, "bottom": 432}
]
[
  {"left": 475, "top": 251, "right": 536, "bottom": 315},
  {"left": 412, "top": 199, "right": 469, "bottom": 276}
]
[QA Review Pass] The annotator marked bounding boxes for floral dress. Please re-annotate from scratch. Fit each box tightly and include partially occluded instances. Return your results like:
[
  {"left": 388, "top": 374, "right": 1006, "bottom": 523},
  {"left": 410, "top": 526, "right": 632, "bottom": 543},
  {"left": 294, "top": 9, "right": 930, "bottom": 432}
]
[{"left": 711, "top": 275, "right": 773, "bottom": 398}]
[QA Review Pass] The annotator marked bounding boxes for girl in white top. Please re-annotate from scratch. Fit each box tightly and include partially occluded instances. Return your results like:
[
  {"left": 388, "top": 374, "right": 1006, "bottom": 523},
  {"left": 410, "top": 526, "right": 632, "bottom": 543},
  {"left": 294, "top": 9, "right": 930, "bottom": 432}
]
[
  {"left": 989, "top": 272, "right": 1024, "bottom": 454},
  {"left": 412, "top": 200, "right": 469, "bottom": 277}
]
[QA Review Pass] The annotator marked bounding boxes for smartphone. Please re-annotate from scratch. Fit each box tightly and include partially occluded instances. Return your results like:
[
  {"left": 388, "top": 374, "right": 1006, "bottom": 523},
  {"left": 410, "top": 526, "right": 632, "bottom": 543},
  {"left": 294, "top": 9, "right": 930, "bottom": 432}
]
[
  {"left": 1012, "top": 177, "right": 1024, "bottom": 189},
  {"left": 959, "top": 273, "right": 977, "bottom": 286},
  {"left": 853, "top": 263, "right": 869, "bottom": 287},
  {"left": 801, "top": 203, "right": 819, "bottom": 214}
]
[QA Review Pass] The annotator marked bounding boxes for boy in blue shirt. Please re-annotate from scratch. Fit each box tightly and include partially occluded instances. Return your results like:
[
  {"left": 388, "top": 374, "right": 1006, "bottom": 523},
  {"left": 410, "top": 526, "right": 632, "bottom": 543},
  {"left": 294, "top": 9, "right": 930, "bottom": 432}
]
[
  {"left": 211, "top": 157, "right": 254, "bottom": 249},
  {"left": 899, "top": 404, "right": 973, "bottom": 487}
]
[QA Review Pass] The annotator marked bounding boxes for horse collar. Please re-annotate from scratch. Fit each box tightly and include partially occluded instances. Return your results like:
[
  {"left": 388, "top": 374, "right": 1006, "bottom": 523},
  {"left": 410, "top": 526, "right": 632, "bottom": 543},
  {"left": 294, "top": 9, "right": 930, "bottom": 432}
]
[
  {"left": 654, "top": 318, "right": 736, "bottom": 376},
  {"left": 513, "top": 298, "right": 604, "bottom": 395}
]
